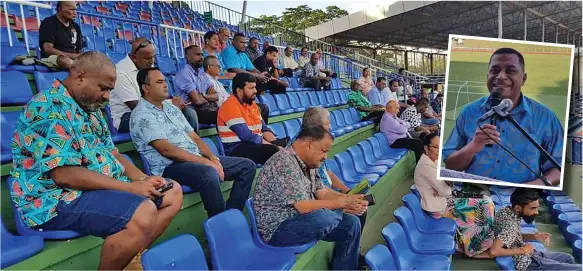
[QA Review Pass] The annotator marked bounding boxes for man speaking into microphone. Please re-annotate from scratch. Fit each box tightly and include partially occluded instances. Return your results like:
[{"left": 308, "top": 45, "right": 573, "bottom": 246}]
[{"left": 442, "top": 48, "right": 564, "bottom": 186}]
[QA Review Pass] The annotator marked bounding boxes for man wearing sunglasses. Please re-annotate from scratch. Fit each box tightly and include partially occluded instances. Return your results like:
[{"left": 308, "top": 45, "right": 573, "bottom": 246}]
[{"left": 110, "top": 37, "right": 200, "bottom": 134}]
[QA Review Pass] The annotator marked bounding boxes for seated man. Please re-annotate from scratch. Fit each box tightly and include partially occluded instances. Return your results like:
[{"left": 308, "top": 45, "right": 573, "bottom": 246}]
[
  {"left": 245, "top": 37, "right": 261, "bottom": 62},
  {"left": 357, "top": 67, "right": 374, "bottom": 95},
  {"left": 282, "top": 46, "right": 300, "bottom": 77},
  {"left": 175, "top": 45, "right": 219, "bottom": 125},
  {"left": 315, "top": 49, "right": 337, "bottom": 78},
  {"left": 400, "top": 99, "right": 439, "bottom": 138},
  {"left": 110, "top": 37, "right": 199, "bottom": 133},
  {"left": 418, "top": 90, "right": 440, "bottom": 125},
  {"left": 387, "top": 79, "right": 410, "bottom": 110},
  {"left": 131, "top": 67, "right": 256, "bottom": 218},
  {"left": 203, "top": 55, "right": 230, "bottom": 106},
  {"left": 252, "top": 46, "right": 288, "bottom": 94},
  {"left": 367, "top": 77, "right": 390, "bottom": 106},
  {"left": 491, "top": 188, "right": 581, "bottom": 270},
  {"left": 300, "top": 53, "right": 331, "bottom": 91},
  {"left": 38, "top": 1, "right": 83, "bottom": 70},
  {"left": 253, "top": 126, "right": 367, "bottom": 270},
  {"left": 380, "top": 101, "right": 424, "bottom": 162},
  {"left": 431, "top": 93, "right": 444, "bottom": 115},
  {"left": 297, "top": 47, "right": 310, "bottom": 67},
  {"left": 217, "top": 73, "right": 289, "bottom": 165},
  {"left": 9, "top": 52, "right": 182, "bottom": 270},
  {"left": 202, "top": 31, "right": 236, "bottom": 87},
  {"left": 217, "top": 27, "right": 230, "bottom": 53},
  {"left": 347, "top": 80, "right": 385, "bottom": 123}
]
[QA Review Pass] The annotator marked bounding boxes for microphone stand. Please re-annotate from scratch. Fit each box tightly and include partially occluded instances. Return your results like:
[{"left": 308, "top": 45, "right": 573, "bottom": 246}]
[{"left": 482, "top": 109, "right": 558, "bottom": 186}]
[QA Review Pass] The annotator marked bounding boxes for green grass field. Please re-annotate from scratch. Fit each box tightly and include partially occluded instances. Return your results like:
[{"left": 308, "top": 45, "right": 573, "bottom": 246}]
[{"left": 443, "top": 38, "right": 573, "bottom": 141}]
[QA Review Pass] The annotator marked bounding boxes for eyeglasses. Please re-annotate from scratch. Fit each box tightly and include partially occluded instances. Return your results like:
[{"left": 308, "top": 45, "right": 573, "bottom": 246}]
[
  {"left": 131, "top": 40, "right": 152, "bottom": 55},
  {"left": 427, "top": 145, "right": 439, "bottom": 149}
]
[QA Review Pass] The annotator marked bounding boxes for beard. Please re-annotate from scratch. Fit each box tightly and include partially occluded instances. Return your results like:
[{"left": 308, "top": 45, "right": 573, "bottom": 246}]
[
  {"left": 241, "top": 94, "right": 256, "bottom": 105},
  {"left": 520, "top": 210, "right": 537, "bottom": 224}
]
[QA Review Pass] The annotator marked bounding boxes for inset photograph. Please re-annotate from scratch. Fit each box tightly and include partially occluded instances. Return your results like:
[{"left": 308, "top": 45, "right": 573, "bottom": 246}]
[{"left": 438, "top": 34, "right": 575, "bottom": 190}]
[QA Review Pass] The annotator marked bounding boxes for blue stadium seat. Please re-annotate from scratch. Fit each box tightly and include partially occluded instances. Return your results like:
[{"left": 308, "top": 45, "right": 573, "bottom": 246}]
[
  {"left": 566, "top": 224, "right": 582, "bottom": 245},
  {"left": 165, "top": 75, "right": 176, "bottom": 97},
  {"left": 1, "top": 71, "right": 33, "bottom": 105},
  {"left": 364, "top": 245, "right": 397, "bottom": 271},
  {"left": 410, "top": 184, "right": 421, "bottom": 199},
  {"left": 496, "top": 242, "right": 546, "bottom": 270},
  {"left": 382, "top": 223, "right": 451, "bottom": 270},
  {"left": 285, "top": 93, "right": 305, "bottom": 112},
  {"left": 573, "top": 240, "right": 582, "bottom": 263},
  {"left": 325, "top": 91, "right": 340, "bottom": 106},
  {"left": 289, "top": 78, "right": 310, "bottom": 91},
  {"left": 546, "top": 195, "right": 574, "bottom": 206},
  {"left": 488, "top": 186, "right": 515, "bottom": 196},
  {"left": 333, "top": 152, "right": 380, "bottom": 187},
  {"left": 373, "top": 134, "right": 408, "bottom": 159},
  {"left": 6, "top": 177, "right": 84, "bottom": 239},
  {"left": 297, "top": 92, "right": 312, "bottom": 108},
  {"left": 356, "top": 140, "right": 399, "bottom": 167},
  {"left": 201, "top": 137, "right": 224, "bottom": 156},
  {"left": 402, "top": 193, "right": 457, "bottom": 235},
  {"left": 34, "top": 71, "right": 68, "bottom": 92},
  {"left": 325, "top": 158, "right": 344, "bottom": 182},
  {"left": 0, "top": 28, "right": 20, "bottom": 46},
  {"left": 341, "top": 109, "right": 364, "bottom": 128},
  {"left": 333, "top": 90, "right": 345, "bottom": 105},
  {"left": 268, "top": 123, "right": 287, "bottom": 139},
  {"left": 106, "top": 52, "right": 125, "bottom": 63},
  {"left": 329, "top": 113, "right": 348, "bottom": 137},
  {"left": 273, "top": 94, "right": 296, "bottom": 114},
  {"left": 1, "top": 111, "right": 19, "bottom": 164},
  {"left": 203, "top": 209, "right": 296, "bottom": 270},
  {"left": 348, "top": 107, "right": 373, "bottom": 125},
  {"left": 1, "top": 217, "right": 44, "bottom": 268},
  {"left": 245, "top": 199, "right": 316, "bottom": 253},
  {"left": 156, "top": 56, "right": 177, "bottom": 75},
  {"left": 552, "top": 203, "right": 581, "bottom": 221},
  {"left": 103, "top": 106, "right": 131, "bottom": 143},
  {"left": 307, "top": 92, "right": 321, "bottom": 106},
  {"left": 141, "top": 234, "right": 208, "bottom": 270},
  {"left": 344, "top": 147, "right": 389, "bottom": 175},
  {"left": 331, "top": 111, "right": 357, "bottom": 132},
  {"left": 283, "top": 119, "right": 301, "bottom": 139},
  {"left": 316, "top": 92, "right": 333, "bottom": 107},
  {"left": 258, "top": 94, "right": 280, "bottom": 117},
  {"left": 558, "top": 212, "right": 583, "bottom": 232},
  {"left": 0, "top": 45, "right": 35, "bottom": 72},
  {"left": 393, "top": 207, "right": 455, "bottom": 256},
  {"left": 368, "top": 137, "right": 406, "bottom": 161}
]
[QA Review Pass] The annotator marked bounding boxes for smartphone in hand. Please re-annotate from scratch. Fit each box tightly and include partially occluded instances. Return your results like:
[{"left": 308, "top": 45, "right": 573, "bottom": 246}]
[
  {"left": 363, "top": 194, "right": 376, "bottom": 206},
  {"left": 157, "top": 178, "right": 174, "bottom": 193}
]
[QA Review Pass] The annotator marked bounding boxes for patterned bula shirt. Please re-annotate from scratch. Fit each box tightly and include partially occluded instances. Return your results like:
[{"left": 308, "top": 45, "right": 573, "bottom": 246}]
[{"left": 494, "top": 206, "right": 531, "bottom": 271}]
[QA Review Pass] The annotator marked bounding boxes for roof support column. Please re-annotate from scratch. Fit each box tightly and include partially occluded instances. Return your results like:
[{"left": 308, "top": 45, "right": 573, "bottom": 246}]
[
  {"left": 430, "top": 54, "right": 434, "bottom": 75},
  {"left": 541, "top": 19, "right": 545, "bottom": 42},
  {"left": 523, "top": 9, "right": 527, "bottom": 40},
  {"left": 555, "top": 24, "right": 559, "bottom": 43},
  {"left": 404, "top": 51, "right": 409, "bottom": 71},
  {"left": 498, "top": 1, "right": 503, "bottom": 38}
]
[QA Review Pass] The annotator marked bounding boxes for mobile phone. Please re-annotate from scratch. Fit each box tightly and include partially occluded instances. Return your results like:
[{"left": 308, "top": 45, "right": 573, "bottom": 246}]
[
  {"left": 157, "top": 179, "right": 174, "bottom": 193},
  {"left": 363, "top": 194, "right": 376, "bottom": 206}
]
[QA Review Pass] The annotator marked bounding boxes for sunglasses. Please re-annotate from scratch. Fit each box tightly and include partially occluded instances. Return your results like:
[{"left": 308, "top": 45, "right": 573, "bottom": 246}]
[{"left": 132, "top": 40, "right": 152, "bottom": 55}]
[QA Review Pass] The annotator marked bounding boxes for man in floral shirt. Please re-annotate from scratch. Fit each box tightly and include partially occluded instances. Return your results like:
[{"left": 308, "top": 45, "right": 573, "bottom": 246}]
[
  {"left": 491, "top": 188, "right": 581, "bottom": 270},
  {"left": 399, "top": 98, "right": 439, "bottom": 138},
  {"left": 253, "top": 126, "right": 367, "bottom": 270},
  {"left": 9, "top": 52, "right": 182, "bottom": 270}
]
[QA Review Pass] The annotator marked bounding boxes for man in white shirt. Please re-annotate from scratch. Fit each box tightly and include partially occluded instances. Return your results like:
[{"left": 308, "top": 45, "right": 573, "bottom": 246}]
[
  {"left": 110, "top": 37, "right": 199, "bottom": 133},
  {"left": 282, "top": 46, "right": 301, "bottom": 78},
  {"left": 315, "top": 49, "right": 336, "bottom": 78},
  {"left": 298, "top": 47, "right": 310, "bottom": 68},
  {"left": 388, "top": 79, "right": 409, "bottom": 110},
  {"left": 203, "top": 55, "right": 229, "bottom": 106}
]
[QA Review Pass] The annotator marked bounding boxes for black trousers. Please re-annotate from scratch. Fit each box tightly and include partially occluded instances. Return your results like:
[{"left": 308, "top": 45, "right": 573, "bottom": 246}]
[
  {"left": 390, "top": 137, "right": 424, "bottom": 162},
  {"left": 257, "top": 79, "right": 286, "bottom": 95},
  {"left": 303, "top": 77, "right": 330, "bottom": 91},
  {"left": 230, "top": 138, "right": 289, "bottom": 165},
  {"left": 257, "top": 103, "right": 269, "bottom": 124},
  {"left": 195, "top": 108, "right": 218, "bottom": 125},
  {"left": 362, "top": 111, "right": 384, "bottom": 124}
]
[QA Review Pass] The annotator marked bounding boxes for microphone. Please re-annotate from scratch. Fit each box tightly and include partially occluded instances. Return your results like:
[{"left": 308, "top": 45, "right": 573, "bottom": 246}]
[
  {"left": 477, "top": 98, "right": 513, "bottom": 122},
  {"left": 486, "top": 92, "right": 502, "bottom": 148}
]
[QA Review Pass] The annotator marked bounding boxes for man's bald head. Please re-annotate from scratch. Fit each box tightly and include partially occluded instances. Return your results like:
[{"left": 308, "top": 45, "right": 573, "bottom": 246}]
[
  {"left": 130, "top": 37, "right": 155, "bottom": 69},
  {"left": 386, "top": 100, "right": 399, "bottom": 116},
  {"left": 66, "top": 51, "right": 116, "bottom": 112}
]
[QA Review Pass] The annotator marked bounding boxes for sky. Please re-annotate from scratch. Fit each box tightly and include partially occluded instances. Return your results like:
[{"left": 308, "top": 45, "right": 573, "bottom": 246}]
[{"left": 209, "top": 0, "right": 381, "bottom": 19}]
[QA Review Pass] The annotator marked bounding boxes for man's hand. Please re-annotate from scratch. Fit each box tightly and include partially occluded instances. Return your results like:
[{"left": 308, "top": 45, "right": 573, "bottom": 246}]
[
  {"left": 126, "top": 181, "right": 162, "bottom": 199},
  {"left": 171, "top": 97, "right": 186, "bottom": 110},
  {"left": 143, "top": 176, "right": 166, "bottom": 188},
  {"left": 433, "top": 189, "right": 439, "bottom": 197},
  {"left": 534, "top": 232, "right": 551, "bottom": 246},
  {"left": 468, "top": 124, "right": 500, "bottom": 153},
  {"left": 522, "top": 243, "right": 535, "bottom": 255},
  {"left": 208, "top": 159, "right": 225, "bottom": 181},
  {"left": 255, "top": 73, "right": 267, "bottom": 81}
]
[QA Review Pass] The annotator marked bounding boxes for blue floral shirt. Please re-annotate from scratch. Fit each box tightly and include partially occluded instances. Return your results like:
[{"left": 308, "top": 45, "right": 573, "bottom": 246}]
[
  {"left": 130, "top": 99, "right": 201, "bottom": 176},
  {"left": 10, "top": 80, "right": 128, "bottom": 227},
  {"left": 442, "top": 94, "right": 564, "bottom": 183}
]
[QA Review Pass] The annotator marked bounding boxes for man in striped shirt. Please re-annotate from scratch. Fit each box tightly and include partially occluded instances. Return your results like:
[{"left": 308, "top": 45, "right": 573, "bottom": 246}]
[{"left": 217, "top": 73, "right": 289, "bottom": 165}]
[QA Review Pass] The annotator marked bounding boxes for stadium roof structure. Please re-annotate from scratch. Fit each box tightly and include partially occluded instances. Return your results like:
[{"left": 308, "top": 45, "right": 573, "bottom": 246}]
[{"left": 304, "top": 1, "right": 582, "bottom": 50}]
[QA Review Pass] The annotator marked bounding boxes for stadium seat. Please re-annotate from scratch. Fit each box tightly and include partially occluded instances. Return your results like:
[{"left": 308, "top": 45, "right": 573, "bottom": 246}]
[
  {"left": 546, "top": 195, "right": 574, "bottom": 207},
  {"left": 156, "top": 56, "right": 177, "bottom": 75},
  {"left": 258, "top": 94, "right": 280, "bottom": 117},
  {"left": 331, "top": 111, "right": 357, "bottom": 132},
  {"left": 356, "top": 141, "right": 399, "bottom": 167},
  {"left": 0, "top": 45, "right": 35, "bottom": 72},
  {"left": 0, "top": 111, "right": 20, "bottom": 164},
  {"left": 1, "top": 71, "right": 33, "bottom": 105},
  {"left": 103, "top": 106, "right": 131, "bottom": 143},
  {"left": 106, "top": 52, "right": 125, "bottom": 63},
  {"left": 245, "top": 199, "right": 316, "bottom": 253},
  {"left": 285, "top": 93, "right": 305, "bottom": 112},
  {"left": 141, "top": 234, "right": 208, "bottom": 270},
  {"left": 333, "top": 152, "right": 380, "bottom": 187},
  {"left": 410, "top": 184, "right": 421, "bottom": 199},
  {"left": 364, "top": 245, "right": 397, "bottom": 271},
  {"left": 306, "top": 92, "right": 321, "bottom": 106},
  {"left": 34, "top": 71, "right": 68, "bottom": 92},
  {"left": 272, "top": 94, "right": 296, "bottom": 114},
  {"left": 0, "top": 28, "right": 20, "bottom": 46},
  {"left": 496, "top": 242, "right": 547, "bottom": 270},
  {"left": 316, "top": 92, "right": 333, "bottom": 107},
  {"left": 393, "top": 207, "right": 455, "bottom": 256},
  {"left": 282, "top": 119, "right": 301, "bottom": 139},
  {"left": 268, "top": 123, "right": 287, "bottom": 139},
  {"left": 566, "top": 224, "right": 583, "bottom": 245},
  {"left": 348, "top": 107, "right": 373, "bottom": 125},
  {"left": 382, "top": 223, "right": 451, "bottom": 270},
  {"left": 558, "top": 212, "right": 583, "bottom": 232},
  {"left": 341, "top": 109, "right": 364, "bottom": 128},
  {"left": 344, "top": 147, "right": 389, "bottom": 175},
  {"left": 348, "top": 144, "right": 395, "bottom": 167},
  {"left": 1, "top": 217, "right": 44, "bottom": 268},
  {"left": 573, "top": 240, "right": 582, "bottom": 263},
  {"left": 372, "top": 134, "right": 408, "bottom": 159},
  {"left": 401, "top": 193, "right": 457, "bottom": 235},
  {"left": 6, "top": 177, "right": 84, "bottom": 240},
  {"left": 488, "top": 186, "right": 515, "bottom": 196},
  {"left": 552, "top": 203, "right": 581, "bottom": 221},
  {"left": 203, "top": 209, "right": 296, "bottom": 270},
  {"left": 329, "top": 113, "right": 348, "bottom": 137},
  {"left": 297, "top": 92, "right": 312, "bottom": 108},
  {"left": 201, "top": 137, "right": 224, "bottom": 156},
  {"left": 325, "top": 91, "right": 340, "bottom": 106}
]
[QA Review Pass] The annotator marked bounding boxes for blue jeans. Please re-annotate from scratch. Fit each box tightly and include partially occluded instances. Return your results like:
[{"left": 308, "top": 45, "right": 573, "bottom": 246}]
[
  {"left": 162, "top": 156, "right": 255, "bottom": 217},
  {"left": 268, "top": 209, "right": 361, "bottom": 270},
  {"left": 39, "top": 189, "right": 162, "bottom": 238},
  {"left": 527, "top": 251, "right": 581, "bottom": 270},
  {"left": 422, "top": 118, "right": 439, "bottom": 125}
]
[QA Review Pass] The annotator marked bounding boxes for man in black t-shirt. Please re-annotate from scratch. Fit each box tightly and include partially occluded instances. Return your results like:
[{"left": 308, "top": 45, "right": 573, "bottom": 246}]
[
  {"left": 252, "top": 46, "right": 288, "bottom": 94},
  {"left": 39, "top": 1, "right": 83, "bottom": 70}
]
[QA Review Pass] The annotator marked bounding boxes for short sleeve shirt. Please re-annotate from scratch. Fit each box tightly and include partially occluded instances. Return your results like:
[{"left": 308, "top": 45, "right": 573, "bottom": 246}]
[
  {"left": 130, "top": 99, "right": 201, "bottom": 176},
  {"left": 39, "top": 15, "right": 83, "bottom": 57},
  {"left": 253, "top": 147, "right": 325, "bottom": 242},
  {"left": 253, "top": 54, "right": 275, "bottom": 76},
  {"left": 400, "top": 106, "right": 422, "bottom": 131},
  {"left": 494, "top": 206, "right": 531, "bottom": 271},
  {"left": 347, "top": 91, "right": 372, "bottom": 118},
  {"left": 286, "top": 135, "right": 332, "bottom": 188},
  {"left": 110, "top": 55, "right": 139, "bottom": 129},
  {"left": 10, "top": 80, "right": 127, "bottom": 227},
  {"left": 221, "top": 45, "right": 255, "bottom": 71},
  {"left": 174, "top": 64, "right": 213, "bottom": 105}
]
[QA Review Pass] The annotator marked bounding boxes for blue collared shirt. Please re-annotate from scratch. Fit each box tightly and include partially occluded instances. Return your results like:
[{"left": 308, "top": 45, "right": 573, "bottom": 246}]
[
  {"left": 174, "top": 64, "right": 213, "bottom": 105},
  {"left": 442, "top": 94, "right": 564, "bottom": 183},
  {"left": 130, "top": 99, "right": 201, "bottom": 176},
  {"left": 221, "top": 45, "right": 255, "bottom": 71}
]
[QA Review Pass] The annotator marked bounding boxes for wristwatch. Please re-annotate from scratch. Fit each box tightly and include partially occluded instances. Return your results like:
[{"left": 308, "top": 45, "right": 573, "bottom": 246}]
[{"left": 211, "top": 156, "right": 221, "bottom": 162}]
